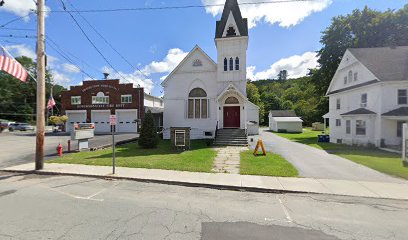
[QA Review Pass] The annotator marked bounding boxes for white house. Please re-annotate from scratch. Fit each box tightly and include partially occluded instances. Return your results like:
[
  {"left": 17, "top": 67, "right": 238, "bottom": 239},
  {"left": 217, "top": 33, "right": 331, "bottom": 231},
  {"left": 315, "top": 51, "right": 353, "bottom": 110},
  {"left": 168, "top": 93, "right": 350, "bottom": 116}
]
[
  {"left": 144, "top": 93, "right": 164, "bottom": 129},
  {"left": 323, "top": 46, "right": 408, "bottom": 147},
  {"left": 161, "top": 0, "right": 259, "bottom": 140},
  {"left": 269, "top": 110, "right": 303, "bottom": 133}
]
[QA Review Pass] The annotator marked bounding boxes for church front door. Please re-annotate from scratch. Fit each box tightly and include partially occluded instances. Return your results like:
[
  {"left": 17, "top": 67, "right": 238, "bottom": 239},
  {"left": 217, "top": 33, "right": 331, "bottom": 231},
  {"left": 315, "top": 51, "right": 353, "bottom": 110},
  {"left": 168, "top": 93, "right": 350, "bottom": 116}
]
[{"left": 223, "top": 106, "right": 240, "bottom": 128}]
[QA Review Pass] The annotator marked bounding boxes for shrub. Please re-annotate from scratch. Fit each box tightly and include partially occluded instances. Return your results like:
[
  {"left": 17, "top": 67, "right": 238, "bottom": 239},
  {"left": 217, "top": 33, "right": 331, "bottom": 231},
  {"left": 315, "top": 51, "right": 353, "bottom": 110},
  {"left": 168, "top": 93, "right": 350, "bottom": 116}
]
[{"left": 138, "top": 110, "right": 159, "bottom": 148}]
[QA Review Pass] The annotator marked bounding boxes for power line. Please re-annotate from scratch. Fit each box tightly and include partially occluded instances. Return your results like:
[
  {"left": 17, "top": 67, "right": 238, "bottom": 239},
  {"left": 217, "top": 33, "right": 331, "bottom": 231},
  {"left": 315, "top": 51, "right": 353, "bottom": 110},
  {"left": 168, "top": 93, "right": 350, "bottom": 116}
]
[
  {"left": 46, "top": 37, "right": 96, "bottom": 80},
  {"left": 0, "top": 27, "right": 36, "bottom": 31},
  {"left": 58, "top": 0, "right": 131, "bottom": 83},
  {"left": 0, "top": 13, "right": 34, "bottom": 27},
  {"left": 65, "top": 0, "right": 153, "bottom": 84},
  {"left": 44, "top": 0, "right": 314, "bottom": 13},
  {"left": 0, "top": 34, "right": 36, "bottom": 39},
  {"left": 46, "top": 35, "right": 101, "bottom": 74}
]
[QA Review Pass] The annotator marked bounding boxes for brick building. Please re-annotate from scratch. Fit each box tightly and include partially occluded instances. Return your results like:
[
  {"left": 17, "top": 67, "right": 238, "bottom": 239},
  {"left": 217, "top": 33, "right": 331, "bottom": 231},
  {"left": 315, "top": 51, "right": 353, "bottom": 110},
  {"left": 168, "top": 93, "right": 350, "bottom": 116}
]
[{"left": 61, "top": 79, "right": 144, "bottom": 133}]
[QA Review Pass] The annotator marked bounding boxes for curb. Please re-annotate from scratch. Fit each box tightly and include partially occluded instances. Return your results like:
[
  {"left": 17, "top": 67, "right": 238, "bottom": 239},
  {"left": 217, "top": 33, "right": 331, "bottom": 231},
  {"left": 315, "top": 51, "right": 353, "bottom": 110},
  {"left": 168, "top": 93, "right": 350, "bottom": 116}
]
[{"left": 1, "top": 169, "right": 309, "bottom": 195}]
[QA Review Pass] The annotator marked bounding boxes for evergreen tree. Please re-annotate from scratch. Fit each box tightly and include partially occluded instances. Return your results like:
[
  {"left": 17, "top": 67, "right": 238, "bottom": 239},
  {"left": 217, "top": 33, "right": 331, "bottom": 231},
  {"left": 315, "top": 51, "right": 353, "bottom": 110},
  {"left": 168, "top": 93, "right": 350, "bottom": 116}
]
[{"left": 138, "top": 110, "right": 159, "bottom": 148}]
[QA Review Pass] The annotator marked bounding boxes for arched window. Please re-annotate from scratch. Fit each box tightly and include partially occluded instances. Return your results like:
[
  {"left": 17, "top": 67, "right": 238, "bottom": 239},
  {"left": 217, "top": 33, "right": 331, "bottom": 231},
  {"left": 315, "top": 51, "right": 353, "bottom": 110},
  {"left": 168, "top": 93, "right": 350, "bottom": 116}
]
[
  {"left": 348, "top": 70, "right": 352, "bottom": 83},
  {"left": 224, "top": 58, "right": 228, "bottom": 71},
  {"left": 188, "top": 88, "right": 208, "bottom": 119},
  {"left": 226, "top": 26, "right": 236, "bottom": 36},
  {"left": 229, "top": 58, "right": 233, "bottom": 71},
  {"left": 235, "top": 57, "right": 239, "bottom": 70},
  {"left": 225, "top": 96, "right": 239, "bottom": 104}
]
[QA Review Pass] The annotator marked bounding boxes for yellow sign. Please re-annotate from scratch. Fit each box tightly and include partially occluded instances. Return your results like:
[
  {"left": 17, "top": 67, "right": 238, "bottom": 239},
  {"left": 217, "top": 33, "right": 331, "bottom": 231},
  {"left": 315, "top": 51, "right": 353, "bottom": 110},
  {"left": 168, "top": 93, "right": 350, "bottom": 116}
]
[{"left": 253, "top": 139, "right": 266, "bottom": 156}]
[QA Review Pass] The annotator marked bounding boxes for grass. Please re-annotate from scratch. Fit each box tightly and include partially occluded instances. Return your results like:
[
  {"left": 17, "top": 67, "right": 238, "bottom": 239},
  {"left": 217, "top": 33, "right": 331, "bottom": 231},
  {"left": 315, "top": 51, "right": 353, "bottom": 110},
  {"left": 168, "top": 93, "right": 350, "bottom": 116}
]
[
  {"left": 275, "top": 128, "right": 408, "bottom": 180},
  {"left": 240, "top": 150, "right": 298, "bottom": 177},
  {"left": 48, "top": 140, "right": 216, "bottom": 173}
]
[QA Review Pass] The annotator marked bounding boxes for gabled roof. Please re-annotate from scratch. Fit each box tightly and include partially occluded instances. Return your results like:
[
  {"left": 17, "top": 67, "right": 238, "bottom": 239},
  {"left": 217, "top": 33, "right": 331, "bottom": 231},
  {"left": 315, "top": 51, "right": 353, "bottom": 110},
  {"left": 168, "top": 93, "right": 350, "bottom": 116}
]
[
  {"left": 215, "top": 0, "right": 248, "bottom": 38},
  {"left": 161, "top": 45, "right": 216, "bottom": 86},
  {"left": 349, "top": 46, "right": 408, "bottom": 82},
  {"left": 269, "top": 110, "right": 297, "bottom": 117},
  {"left": 340, "top": 108, "right": 376, "bottom": 116},
  {"left": 327, "top": 79, "right": 379, "bottom": 95},
  {"left": 382, "top": 107, "right": 408, "bottom": 117}
]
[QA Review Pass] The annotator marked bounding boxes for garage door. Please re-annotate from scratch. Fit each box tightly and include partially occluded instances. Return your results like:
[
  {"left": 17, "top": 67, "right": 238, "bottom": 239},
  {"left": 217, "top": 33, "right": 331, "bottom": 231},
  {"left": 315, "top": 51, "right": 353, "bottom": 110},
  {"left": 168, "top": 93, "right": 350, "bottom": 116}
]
[
  {"left": 117, "top": 110, "right": 138, "bottom": 133},
  {"left": 91, "top": 110, "right": 111, "bottom": 133},
  {"left": 66, "top": 111, "right": 86, "bottom": 133}
]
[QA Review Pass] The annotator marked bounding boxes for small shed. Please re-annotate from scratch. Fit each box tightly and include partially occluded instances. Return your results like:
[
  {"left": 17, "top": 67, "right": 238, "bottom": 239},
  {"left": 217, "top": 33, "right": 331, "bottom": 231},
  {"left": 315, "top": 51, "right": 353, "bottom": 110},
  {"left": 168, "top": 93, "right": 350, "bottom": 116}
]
[{"left": 269, "top": 110, "right": 303, "bottom": 133}]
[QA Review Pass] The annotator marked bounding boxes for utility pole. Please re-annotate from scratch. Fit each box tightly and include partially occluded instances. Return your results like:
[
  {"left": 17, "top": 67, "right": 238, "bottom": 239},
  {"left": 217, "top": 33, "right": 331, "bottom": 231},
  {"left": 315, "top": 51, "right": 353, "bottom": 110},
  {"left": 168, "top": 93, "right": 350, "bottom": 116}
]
[{"left": 35, "top": 0, "right": 46, "bottom": 170}]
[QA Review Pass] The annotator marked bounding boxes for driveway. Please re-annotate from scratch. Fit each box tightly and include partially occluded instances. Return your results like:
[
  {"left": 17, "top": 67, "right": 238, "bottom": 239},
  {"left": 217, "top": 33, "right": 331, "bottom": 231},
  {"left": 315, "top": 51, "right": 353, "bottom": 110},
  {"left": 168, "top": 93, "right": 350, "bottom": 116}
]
[
  {"left": 249, "top": 129, "right": 405, "bottom": 183},
  {"left": 0, "top": 131, "right": 138, "bottom": 168}
]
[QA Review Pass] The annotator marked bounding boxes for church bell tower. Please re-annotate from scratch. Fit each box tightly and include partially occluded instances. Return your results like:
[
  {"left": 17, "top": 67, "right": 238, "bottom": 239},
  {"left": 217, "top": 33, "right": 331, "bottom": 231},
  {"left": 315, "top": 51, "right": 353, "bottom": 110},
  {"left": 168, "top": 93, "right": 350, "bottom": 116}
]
[{"left": 215, "top": 0, "right": 248, "bottom": 94}]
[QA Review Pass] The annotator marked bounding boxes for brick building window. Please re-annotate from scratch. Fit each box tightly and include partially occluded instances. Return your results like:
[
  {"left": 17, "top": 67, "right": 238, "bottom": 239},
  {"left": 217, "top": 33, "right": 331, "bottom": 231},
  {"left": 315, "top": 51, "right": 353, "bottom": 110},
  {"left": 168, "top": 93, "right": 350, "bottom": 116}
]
[
  {"left": 71, "top": 96, "right": 81, "bottom": 105},
  {"left": 92, "top": 92, "right": 109, "bottom": 104},
  {"left": 121, "top": 95, "right": 132, "bottom": 103}
]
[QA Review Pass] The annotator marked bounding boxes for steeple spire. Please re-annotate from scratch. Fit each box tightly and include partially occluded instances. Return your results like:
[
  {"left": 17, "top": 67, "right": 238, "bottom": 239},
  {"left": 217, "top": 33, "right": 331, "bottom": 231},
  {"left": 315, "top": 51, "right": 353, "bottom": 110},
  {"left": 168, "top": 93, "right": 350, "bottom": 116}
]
[{"left": 215, "top": 0, "right": 248, "bottom": 39}]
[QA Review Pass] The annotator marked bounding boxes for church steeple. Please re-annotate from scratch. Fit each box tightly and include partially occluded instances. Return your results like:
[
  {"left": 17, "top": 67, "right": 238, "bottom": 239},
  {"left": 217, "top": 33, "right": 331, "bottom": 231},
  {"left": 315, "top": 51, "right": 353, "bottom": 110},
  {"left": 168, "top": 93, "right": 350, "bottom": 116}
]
[{"left": 215, "top": 0, "right": 248, "bottom": 39}]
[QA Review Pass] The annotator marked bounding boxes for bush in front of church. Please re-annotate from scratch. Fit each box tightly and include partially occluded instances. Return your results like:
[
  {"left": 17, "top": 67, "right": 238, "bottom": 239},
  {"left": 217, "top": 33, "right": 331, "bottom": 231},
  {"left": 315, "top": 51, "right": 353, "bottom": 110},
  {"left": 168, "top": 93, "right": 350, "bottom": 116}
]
[{"left": 138, "top": 110, "right": 159, "bottom": 148}]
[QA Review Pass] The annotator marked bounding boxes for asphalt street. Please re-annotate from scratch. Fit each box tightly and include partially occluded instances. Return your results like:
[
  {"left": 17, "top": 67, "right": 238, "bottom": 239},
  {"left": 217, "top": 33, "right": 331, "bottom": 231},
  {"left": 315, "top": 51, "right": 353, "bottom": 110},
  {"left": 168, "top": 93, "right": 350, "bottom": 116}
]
[
  {"left": 0, "top": 172, "right": 407, "bottom": 239},
  {"left": 0, "top": 131, "right": 138, "bottom": 168}
]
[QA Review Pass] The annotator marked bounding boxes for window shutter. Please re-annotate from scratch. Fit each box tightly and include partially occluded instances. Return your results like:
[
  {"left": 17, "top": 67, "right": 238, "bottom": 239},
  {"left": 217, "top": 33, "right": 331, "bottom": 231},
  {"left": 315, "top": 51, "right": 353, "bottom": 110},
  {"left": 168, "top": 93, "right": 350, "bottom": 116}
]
[
  {"left": 207, "top": 99, "right": 210, "bottom": 118},
  {"left": 184, "top": 100, "right": 187, "bottom": 119}
]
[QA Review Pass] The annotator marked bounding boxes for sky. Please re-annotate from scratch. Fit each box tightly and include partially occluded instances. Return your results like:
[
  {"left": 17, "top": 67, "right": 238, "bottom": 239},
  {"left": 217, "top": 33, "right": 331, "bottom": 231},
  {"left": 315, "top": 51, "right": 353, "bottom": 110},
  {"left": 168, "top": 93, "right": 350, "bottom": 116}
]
[{"left": 0, "top": 0, "right": 406, "bottom": 96}]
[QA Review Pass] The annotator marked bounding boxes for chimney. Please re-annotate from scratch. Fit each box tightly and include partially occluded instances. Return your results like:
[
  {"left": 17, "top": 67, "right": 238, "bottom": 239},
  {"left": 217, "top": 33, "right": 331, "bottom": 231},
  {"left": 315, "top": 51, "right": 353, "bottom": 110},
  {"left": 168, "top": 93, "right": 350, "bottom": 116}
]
[{"left": 103, "top": 72, "right": 109, "bottom": 80}]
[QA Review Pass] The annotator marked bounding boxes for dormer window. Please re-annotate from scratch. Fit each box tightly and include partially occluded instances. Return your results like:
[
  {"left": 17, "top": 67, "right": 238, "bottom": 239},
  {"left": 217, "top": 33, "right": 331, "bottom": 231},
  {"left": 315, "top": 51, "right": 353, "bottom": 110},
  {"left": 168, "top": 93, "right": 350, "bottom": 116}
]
[
  {"left": 226, "top": 26, "right": 236, "bottom": 36},
  {"left": 229, "top": 57, "right": 233, "bottom": 71},
  {"left": 224, "top": 58, "right": 228, "bottom": 71}
]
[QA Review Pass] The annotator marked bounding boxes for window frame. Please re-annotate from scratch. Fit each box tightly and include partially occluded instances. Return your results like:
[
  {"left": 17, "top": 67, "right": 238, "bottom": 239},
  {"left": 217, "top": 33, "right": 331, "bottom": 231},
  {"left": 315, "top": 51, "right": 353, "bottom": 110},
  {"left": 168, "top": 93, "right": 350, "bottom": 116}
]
[
  {"left": 223, "top": 58, "right": 228, "bottom": 71},
  {"left": 346, "top": 120, "right": 351, "bottom": 134},
  {"left": 344, "top": 76, "right": 347, "bottom": 85},
  {"left": 235, "top": 57, "right": 239, "bottom": 70},
  {"left": 361, "top": 93, "right": 367, "bottom": 107},
  {"left": 229, "top": 57, "right": 233, "bottom": 71},
  {"left": 354, "top": 72, "right": 358, "bottom": 81},
  {"left": 356, "top": 120, "right": 366, "bottom": 135},
  {"left": 187, "top": 88, "right": 208, "bottom": 119},
  {"left": 348, "top": 70, "right": 353, "bottom": 83},
  {"left": 71, "top": 96, "right": 81, "bottom": 105},
  {"left": 336, "top": 119, "right": 341, "bottom": 127},
  {"left": 92, "top": 96, "right": 109, "bottom": 104},
  {"left": 121, "top": 94, "right": 132, "bottom": 104},
  {"left": 398, "top": 89, "right": 407, "bottom": 105},
  {"left": 336, "top": 98, "right": 341, "bottom": 110}
]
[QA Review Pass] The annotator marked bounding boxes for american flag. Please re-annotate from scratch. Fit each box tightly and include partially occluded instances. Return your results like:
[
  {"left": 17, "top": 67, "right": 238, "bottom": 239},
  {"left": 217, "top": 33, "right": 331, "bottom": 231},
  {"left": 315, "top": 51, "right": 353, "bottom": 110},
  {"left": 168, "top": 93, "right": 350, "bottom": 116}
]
[
  {"left": 47, "top": 95, "right": 56, "bottom": 110},
  {"left": 0, "top": 47, "right": 28, "bottom": 82}
]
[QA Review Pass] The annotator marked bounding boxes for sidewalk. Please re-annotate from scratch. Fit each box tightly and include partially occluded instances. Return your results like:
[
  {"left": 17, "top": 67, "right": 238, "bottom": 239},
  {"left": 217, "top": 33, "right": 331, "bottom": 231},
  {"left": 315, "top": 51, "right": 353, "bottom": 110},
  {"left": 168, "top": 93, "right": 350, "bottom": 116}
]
[{"left": 3, "top": 163, "right": 408, "bottom": 200}]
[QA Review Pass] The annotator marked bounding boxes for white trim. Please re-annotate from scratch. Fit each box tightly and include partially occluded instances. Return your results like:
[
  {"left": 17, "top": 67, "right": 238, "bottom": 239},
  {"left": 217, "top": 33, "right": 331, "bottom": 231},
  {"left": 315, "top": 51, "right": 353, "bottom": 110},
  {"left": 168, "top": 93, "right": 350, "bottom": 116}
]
[
  {"left": 90, "top": 110, "right": 111, "bottom": 113},
  {"left": 65, "top": 110, "right": 87, "bottom": 114}
]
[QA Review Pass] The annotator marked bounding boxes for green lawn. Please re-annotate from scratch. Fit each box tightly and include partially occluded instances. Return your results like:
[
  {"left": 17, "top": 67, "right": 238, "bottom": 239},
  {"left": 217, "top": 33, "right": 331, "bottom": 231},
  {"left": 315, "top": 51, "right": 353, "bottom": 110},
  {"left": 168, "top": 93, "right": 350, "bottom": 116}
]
[
  {"left": 275, "top": 128, "right": 408, "bottom": 180},
  {"left": 240, "top": 150, "right": 298, "bottom": 177},
  {"left": 48, "top": 140, "right": 216, "bottom": 173}
]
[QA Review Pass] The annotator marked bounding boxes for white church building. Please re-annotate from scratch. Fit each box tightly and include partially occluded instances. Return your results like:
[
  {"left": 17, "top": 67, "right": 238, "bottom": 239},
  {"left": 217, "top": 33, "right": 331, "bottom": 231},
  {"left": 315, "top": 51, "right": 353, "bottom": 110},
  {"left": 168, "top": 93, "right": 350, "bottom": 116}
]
[
  {"left": 162, "top": 0, "right": 259, "bottom": 140},
  {"left": 323, "top": 46, "right": 408, "bottom": 148}
]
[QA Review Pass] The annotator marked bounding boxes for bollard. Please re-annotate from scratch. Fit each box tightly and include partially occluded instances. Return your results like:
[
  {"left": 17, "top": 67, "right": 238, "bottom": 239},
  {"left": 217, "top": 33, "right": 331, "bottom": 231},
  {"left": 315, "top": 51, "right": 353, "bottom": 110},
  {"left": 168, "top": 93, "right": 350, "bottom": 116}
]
[{"left": 67, "top": 140, "right": 71, "bottom": 153}]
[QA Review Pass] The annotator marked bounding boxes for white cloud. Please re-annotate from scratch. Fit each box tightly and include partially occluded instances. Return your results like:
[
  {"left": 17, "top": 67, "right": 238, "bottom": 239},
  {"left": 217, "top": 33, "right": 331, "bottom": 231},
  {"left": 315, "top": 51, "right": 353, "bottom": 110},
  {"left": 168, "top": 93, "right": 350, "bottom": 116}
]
[
  {"left": 142, "top": 48, "right": 188, "bottom": 75},
  {"left": 0, "top": 0, "right": 50, "bottom": 20},
  {"left": 101, "top": 66, "right": 155, "bottom": 94},
  {"left": 51, "top": 70, "right": 72, "bottom": 86},
  {"left": 4, "top": 44, "right": 36, "bottom": 59},
  {"left": 62, "top": 63, "right": 81, "bottom": 73},
  {"left": 201, "top": 0, "right": 332, "bottom": 28},
  {"left": 248, "top": 51, "right": 318, "bottom": 80}
]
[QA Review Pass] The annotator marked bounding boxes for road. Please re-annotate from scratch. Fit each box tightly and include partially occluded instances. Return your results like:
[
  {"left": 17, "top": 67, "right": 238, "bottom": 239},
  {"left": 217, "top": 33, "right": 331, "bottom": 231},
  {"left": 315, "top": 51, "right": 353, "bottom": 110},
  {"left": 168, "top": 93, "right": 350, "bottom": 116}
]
[
  {"left": 0, "top": 172, "right": 407, "bottom": 239},
  {"left": 0, "top": 131, "right": 138, "bottom": 168},
  {"left": 250, "top": 129, "right": 405, "bottom": 183}
]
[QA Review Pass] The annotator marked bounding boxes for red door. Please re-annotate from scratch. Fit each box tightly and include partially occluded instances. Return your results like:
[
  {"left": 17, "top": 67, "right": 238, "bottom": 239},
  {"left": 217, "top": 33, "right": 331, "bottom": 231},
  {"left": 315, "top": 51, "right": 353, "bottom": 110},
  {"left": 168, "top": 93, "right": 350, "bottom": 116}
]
[{"left": 223, "top": 106, "right": 240, "bottom": 128}]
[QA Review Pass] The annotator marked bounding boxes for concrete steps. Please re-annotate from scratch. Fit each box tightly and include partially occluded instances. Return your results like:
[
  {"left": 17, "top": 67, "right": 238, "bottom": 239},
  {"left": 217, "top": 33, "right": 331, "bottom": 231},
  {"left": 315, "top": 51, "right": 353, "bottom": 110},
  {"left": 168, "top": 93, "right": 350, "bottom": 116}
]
[{"left": 214, "top": 129, "right": 248, "bottom": 146}]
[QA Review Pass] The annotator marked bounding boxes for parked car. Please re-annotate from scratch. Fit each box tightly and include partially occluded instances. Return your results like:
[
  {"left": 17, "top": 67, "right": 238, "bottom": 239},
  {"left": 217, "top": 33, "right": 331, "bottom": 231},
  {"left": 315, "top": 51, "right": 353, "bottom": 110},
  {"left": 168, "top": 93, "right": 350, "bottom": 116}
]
[{"left": 9, "top": 123, "right": 35, "bottom": 131}]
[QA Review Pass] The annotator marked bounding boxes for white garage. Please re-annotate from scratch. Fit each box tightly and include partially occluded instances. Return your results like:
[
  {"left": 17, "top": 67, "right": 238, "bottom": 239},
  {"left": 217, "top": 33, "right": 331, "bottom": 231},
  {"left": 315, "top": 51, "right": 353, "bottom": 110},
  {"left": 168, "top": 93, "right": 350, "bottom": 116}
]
[
  {"left": 91, "top": 110, "right": 111, "bottom": 133},
  {"left": 66, "top": 110, "right": 87, "bottom": 133},
  {"left": 269, "top": 110, "right": 303, "bottom": 133},
  {"left": 116, "top": 109, "right": 138, "bottom": 133}
]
